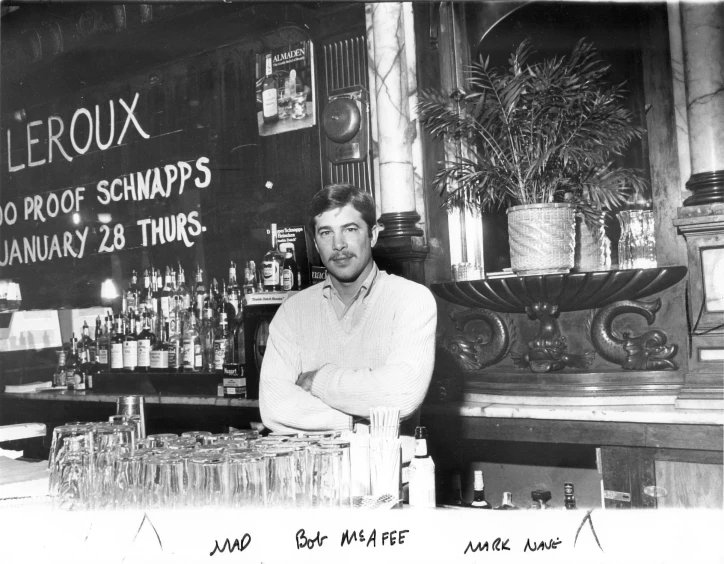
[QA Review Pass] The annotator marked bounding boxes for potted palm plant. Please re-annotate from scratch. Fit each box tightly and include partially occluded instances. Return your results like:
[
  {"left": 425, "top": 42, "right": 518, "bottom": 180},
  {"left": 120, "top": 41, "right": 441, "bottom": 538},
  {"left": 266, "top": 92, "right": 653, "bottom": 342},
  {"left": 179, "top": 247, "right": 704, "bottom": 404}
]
[{"left": 419, "top": 38, "right": 647, "bottom": 275}]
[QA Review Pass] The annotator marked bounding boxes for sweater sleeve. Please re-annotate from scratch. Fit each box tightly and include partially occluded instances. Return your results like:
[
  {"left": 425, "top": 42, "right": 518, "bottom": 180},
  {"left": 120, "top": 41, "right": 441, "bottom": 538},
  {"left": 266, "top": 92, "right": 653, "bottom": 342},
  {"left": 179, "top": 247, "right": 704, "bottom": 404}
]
[
  {"left": 259, "top": 301, "right": 353, "bottom": 433},
  {"left": 309, "top": 283, "right": 437, "bottom": 420}
]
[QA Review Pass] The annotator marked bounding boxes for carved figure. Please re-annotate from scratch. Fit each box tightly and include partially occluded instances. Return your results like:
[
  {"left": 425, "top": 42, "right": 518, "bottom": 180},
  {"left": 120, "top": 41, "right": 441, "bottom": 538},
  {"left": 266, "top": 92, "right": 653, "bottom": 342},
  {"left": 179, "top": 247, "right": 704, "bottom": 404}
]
[
  {"left": 512, "top": 302, "right": 594, "bottom": 373},
  {"left": 590, "top": 298, "right": 678, "bottom": 370},
  {"left": 443, "top": 308, "right": 510, "bottom": 371}
]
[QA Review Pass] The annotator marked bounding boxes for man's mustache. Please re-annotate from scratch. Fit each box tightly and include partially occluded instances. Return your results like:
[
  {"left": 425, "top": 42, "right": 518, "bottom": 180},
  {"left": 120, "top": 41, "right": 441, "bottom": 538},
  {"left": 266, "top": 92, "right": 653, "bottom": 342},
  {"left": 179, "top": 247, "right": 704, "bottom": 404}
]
[{"left": 331, "top": 253, "right": 355, "bottom": 260}]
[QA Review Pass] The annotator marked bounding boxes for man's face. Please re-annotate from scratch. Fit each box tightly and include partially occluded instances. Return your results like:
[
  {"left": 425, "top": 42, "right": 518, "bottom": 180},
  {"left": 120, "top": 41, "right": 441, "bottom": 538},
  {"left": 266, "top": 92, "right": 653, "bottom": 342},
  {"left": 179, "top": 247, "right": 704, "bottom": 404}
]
[{"left": 313, "top": 204, "right": 378, "bottom": 284}]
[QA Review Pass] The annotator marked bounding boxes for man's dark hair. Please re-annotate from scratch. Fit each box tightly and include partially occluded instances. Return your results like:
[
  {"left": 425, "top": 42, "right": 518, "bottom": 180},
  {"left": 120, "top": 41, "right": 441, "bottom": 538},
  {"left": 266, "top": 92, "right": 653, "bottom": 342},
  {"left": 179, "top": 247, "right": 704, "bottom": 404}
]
[{"left": 307, "top": 183, "right": 377, "bottom": 235}]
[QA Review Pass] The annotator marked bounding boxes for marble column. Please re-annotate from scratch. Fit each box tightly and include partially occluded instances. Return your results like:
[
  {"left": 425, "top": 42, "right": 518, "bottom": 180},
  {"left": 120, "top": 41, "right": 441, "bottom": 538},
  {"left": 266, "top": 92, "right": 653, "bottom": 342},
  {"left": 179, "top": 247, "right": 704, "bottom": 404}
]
[
  {"left": 681, "top": 3, "right": 724, "bottom": 205},
  {"left": 367, "top": 2, "right": 423, "bottom": 240},
  {"left": 365, "top": 2, "right": 429, "bottom": 283}
]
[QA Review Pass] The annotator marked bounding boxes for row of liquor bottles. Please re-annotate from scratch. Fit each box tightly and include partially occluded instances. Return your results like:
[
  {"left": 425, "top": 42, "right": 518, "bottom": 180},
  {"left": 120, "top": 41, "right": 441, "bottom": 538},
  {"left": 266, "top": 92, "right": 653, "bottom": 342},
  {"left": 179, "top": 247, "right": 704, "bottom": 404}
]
[
  {"left": 120, "top": 225, "right": 300, "bottom": 325},
  {"left": 54, "top": 307, "right": 243, "bottom": 390},
  {"left": 447, "top": 469, "right": 578, "bottom": 510}
]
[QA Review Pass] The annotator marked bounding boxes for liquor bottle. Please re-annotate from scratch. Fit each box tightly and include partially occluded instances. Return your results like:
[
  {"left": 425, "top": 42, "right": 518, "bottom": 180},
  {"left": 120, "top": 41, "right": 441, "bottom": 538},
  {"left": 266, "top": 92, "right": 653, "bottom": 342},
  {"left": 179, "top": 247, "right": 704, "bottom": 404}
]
[
  {"left": 98, "top": 315, "right": 111, "bottom": 372},
  {"left": 126, "top": 270, "right": 139, "bottom": 314},
  {"left": 448, "top": 470, "right": 463, "bottom": 506},
  {"left": 93, "top": 316, "right": 103, "bottom": 363},
  {"left": 136, "top": 313, "right": 156, "bottom": 373},
  {"left": 64, "top": 334, "right": 80, "bottom": 386},
  {"left": 150, "top": 322, "right": 171, "bottom": 373},
  {"left": 175, "top": 264, "right": 191, "bottom": 313},
  {"left": 207, "top": 278, "right": 221, "bottom": 314},
  {"left": 159, "top": 267, "right": 174, "bottom": 324},
  {"left": 262, "top": 224, "right": 284, "bottom": 292},
  {"left": 531, "top": 489, "right": 552, "bottom": 510},
  {"left": 110, "top": 315, "right": 124, "bottom": 371},
  {"left": 494, "top": 492, "right": 519, "bottom": 510},
  {"left": 408, "top": 426, "right": 436, "bottom": 508},
  {"left": 80, "top": 320, "right": 94, "bottom": 359},
  {"left": 199, "top": 305, "right": 216, "bottom": 371},
  {"left": 69, "top": 344, "right": 87, "bottom": 392},
  {"left": 54, "top": 349, "right": 67, "bottom": 387},
  {"left": 140, "top": 269, "right": 153, "bottom": 317},
  {"left": 261, "top": 53, "right": 279, "bottom": 124},
  {"left": 227, "top": 261, "right": 242, "bottom": 319},
  {"left": 86, "top": 346, "right": 98, "bottom": 391},
  {"left": 564, "top": 483, "right": 576, "bottom": 509},
  {"left": 182, "top": 311, "right": 202, "bottom": 372},
  {"left": 470, "top": 470, "right": 492, "bottom": 508},
  {"left": 194, "top": 266, "right": 207, "bottom": 320},
  {"left": 213, "top": 312, "right": 234, "bottom": 373},
  {"left": 169, "top": 317, "right": 183, "bottom": 373},
  {"left": 122, "top": 315, "right": 138, "bottom": 372},
  {"left": 282, "top": 249, "right": 299, "bottom": 291},
  {"left": 243, "top": 260, "right": 257, "bottom": 295}
]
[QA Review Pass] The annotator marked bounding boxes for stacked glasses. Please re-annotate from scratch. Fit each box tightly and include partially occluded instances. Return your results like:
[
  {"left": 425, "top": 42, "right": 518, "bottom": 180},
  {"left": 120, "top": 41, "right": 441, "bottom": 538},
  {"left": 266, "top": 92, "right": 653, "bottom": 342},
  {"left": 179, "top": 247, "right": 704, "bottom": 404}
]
[{"left": 48, "top": 423, "right": 349, "bottom": 510}]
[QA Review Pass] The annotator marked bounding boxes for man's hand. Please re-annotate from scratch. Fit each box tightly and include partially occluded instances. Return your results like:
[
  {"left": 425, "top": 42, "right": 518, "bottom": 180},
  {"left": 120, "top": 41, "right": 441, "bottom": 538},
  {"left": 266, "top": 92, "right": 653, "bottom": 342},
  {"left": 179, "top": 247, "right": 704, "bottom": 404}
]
[{"left": 296, "top": 370, "right": 318, "bottom": 392}]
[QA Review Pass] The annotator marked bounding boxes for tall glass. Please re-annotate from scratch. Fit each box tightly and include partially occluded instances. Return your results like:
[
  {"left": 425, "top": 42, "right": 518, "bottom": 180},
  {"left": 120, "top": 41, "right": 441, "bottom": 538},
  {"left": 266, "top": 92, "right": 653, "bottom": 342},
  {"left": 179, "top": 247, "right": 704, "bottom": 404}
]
[
  {"left": 142, "top": 453, "right": 186, "bottom": 509},
  {"left": 187, "top": 453, "right": 228, "bottom": 508},
  {"left": 113, "top": 451, "right": 146, "bottom": 510},
  {"left": 227, "top": 452, "right": 266, "bottom": 508},
  {"left": 262, "top": 448, "right": 296, "bottom": 507},
  {"left": 308, "top": 446, "right": 343, "bottom": 508}
]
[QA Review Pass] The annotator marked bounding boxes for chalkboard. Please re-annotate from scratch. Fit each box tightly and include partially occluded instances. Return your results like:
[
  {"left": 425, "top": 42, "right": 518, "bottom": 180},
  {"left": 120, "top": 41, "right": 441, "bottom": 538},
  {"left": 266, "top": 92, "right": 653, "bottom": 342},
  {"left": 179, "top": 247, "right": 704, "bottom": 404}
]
[{"left": 0, "top": 17, "right": 324, "bottom": 310}]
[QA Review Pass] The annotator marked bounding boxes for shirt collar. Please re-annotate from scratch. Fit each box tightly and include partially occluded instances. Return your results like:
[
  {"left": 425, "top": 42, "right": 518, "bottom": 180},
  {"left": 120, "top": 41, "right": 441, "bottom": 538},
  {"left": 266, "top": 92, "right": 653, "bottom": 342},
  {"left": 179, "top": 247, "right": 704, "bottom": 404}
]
[{"left": 322, "top": 262, "right": 379, "bottom": 301}]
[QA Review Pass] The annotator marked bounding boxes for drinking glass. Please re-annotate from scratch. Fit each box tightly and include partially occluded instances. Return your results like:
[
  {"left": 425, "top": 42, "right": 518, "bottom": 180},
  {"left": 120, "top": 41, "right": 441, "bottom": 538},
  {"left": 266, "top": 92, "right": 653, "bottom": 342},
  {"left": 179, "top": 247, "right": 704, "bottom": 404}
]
[
  {"left": 181, "top": 431, "right": 212, "bottom": 444},
  {"left": 319, "top": 439, "right": 351, "bottom": 507},
  {"left": 277, "top": 81, "right": 292, "bottom": 120},
  {"left": 291, "top": 92, "right": 307, "bottom": 120},
  {"left": 48, "top": 424, "right": 94, "bottom": 473},
  {"left": 113, "top": 451, "right": 146, "bottom": 510},
  {"left": 262, "top": 448, "right": 296, "bottom": 507},
  {"left": 166, "top": 438, "right": 198, "bottom": 450},
  {"left": 147, "top": 433, "right": 178, "bottom": 448},
  {"left": 187, "top": 453, "right": 228, "bottom": 508},
  {"left": 285, "top": 442, "right": 310, "bottom": 507},
  {"left": 142, "top": 453, "right": 186, "bottom": 509},
  {"left": 53, "top": 451, "right": 92, "bottom": 510},
  {"left": 92, "top": 445, "right": 126, "bottom": 509},
  {"left": 227, "top": 452, "right": 266, "bottom": 508},
  {"left": 308, "top": 446, "right": 343, "bottom": 508},
  {"left": 617, "top": 210, "right": 657, "bottom": 269}
]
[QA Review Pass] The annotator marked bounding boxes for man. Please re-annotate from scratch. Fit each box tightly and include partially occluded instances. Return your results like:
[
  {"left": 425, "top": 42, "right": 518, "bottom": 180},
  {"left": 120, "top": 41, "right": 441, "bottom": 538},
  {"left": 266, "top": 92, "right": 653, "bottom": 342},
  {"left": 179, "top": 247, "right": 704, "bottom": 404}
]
[{"left": 259, "top": 183, "right": 437, "bottom": 433}]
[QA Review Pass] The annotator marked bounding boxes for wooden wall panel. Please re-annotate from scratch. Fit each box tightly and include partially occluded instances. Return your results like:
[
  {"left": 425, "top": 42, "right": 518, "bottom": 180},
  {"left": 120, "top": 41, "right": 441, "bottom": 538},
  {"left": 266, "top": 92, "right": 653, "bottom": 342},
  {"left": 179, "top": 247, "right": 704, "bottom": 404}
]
[{"left": 655, "top": 460, "right": 724, "bottom": 509}]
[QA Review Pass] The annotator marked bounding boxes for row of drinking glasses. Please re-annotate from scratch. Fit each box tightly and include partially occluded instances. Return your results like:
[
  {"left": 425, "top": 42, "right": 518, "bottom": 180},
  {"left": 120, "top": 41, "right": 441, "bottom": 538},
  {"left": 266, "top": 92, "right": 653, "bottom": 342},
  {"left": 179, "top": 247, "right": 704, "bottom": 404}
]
[{"left": 48, "top": 422, "right": 351, "bottom": 510}]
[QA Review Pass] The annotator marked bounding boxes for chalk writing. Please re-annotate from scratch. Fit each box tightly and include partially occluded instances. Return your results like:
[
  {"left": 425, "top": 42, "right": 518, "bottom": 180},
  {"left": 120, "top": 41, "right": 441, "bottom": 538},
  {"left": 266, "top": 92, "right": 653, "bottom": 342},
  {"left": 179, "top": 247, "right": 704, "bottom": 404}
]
[{"left": 209, "top": 534, "right": 251, "bottom": 556}]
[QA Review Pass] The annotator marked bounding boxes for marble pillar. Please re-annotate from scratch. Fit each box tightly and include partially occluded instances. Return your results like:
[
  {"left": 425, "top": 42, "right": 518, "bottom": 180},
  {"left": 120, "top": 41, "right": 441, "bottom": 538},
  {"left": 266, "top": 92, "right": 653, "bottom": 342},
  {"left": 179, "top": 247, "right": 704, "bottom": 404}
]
[
  {"left": 681, "top": 3, "right": 724, "bottom": 205},
  {"left": 365, "top": 2, "right": 429, "bottom": 282},
  {"left": 366, "top": 2, "right": 423, "bottom": 240}
]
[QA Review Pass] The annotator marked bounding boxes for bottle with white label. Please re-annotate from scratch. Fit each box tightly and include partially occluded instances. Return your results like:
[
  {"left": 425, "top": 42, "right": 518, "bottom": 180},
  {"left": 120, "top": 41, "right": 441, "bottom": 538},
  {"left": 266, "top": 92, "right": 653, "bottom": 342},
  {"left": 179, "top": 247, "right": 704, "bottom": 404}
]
[
  {"left": 182, "top": 313, "right": 202, "bottom": 372},
  {"left": 262, "top": 224, "right": 284, "bottom": 292},
  {"left": 214, "top": 312, "right": 232, "bottom": 372},
  {"left": 150, "top": 322, "right": 170, "bottom": 372},
  {"left": 262, "top": 53, "right": 278, "bottom": 124},
  {"left": 110, "top": 315, "right": 124, "bottom": 371},
  {"left": 122, "top": 316, "right": 138, "bottom": 372},
  {"left": 136, "top": 313, "right": 155, "bottom": 372},
  {"left": 408, "top": 426, "right": 436, "bottom": 508}
]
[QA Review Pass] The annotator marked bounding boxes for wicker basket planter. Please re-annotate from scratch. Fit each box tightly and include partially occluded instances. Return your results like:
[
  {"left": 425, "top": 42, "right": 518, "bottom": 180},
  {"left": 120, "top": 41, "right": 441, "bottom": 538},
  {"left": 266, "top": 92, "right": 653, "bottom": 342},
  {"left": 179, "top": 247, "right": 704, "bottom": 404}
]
[{"left": 507, "top": 203, "right": 576, "bottom": 275}]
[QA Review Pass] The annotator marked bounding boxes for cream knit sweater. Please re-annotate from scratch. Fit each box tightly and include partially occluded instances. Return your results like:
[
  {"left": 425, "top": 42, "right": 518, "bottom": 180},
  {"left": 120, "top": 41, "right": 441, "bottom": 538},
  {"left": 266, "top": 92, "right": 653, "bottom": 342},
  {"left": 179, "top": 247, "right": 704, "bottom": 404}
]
[{"left": 259, "top": 270, "right": 437, "bottom": 433}]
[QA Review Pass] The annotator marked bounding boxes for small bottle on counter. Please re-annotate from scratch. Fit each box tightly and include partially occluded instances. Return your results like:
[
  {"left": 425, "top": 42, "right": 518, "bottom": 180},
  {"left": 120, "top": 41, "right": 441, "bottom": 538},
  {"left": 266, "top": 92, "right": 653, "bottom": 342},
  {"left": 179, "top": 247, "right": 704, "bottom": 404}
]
[
  {"left": 471, "top": 470, "right": 492, "bottom": 509},
  {"left": 408, "top": 426, "right": 436, "bottom": 508},
  {"left": 494, "top": 491, "right": 519, "bottom": 510},
  {"left": 531, "top": 489, "right": 552, "bottom": 509},
  {"left": 449, "top": 470, "right": 464, "bottom": 506},
  {"left": 564, "top": 482, "right": 576, "bottom": 509},
  {"left": 53, "top": 349, "right": 67, "bottom": 387}
]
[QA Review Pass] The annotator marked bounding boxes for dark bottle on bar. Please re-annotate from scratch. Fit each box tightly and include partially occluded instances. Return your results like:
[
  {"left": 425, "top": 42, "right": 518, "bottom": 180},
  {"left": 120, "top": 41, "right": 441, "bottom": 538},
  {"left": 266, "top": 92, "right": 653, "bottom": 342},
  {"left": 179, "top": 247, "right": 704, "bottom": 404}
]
[
  {"left": 449, "top": 470, "right": 463, "bottom": 506},
  {"left": 110, "top": 316, "right": 124, "bottom": 371},
  {"left": 531, "top": 489, "right": 552, "bottom": 510},
  {"left": 98, "top": 315, "right": 111, "bottom": 372},
  {"left": 136, "top": 313, "right": 155, "bottom": 373},
  {"left": 261, "top": 53, "right": 279, "bottom": 124},
  {"left": 494, "top": 491, "right": 519, "bottom": 510},
  {"left": 86, "top": 346, "right": 98, "bottom": 391},
  {"left": 122, "top": 315, "right": 138, "bottom": 372},
  {"left": 470, "top": 470, "right": 492, "bottom": 509},
  {"left": 140, "top": 270, "right": 153, "bottom": 317},
  {"left": 243, "top": 260, "right": 257, "bottom": 295},
  {"left": 169, "top": 318, "right": 183, "bottom": 373},
  {"left": 64, "top": 334, "right": 80, "bottom": 389},
  {"left": 282, "top": 249, "right": 299, "bottom": 291},
  {"left": 150, "top": 322, "right": 171, "bottom": 373},
  {"left": 213, "top": 312, "right": 233, "bottom": 373},
  {"left": 200, "top": 305, "right": 216, "bottom": 371},
  {"left": 159, "top": 267, "right": 174, "bottom": 325},
  {"left": 53, "top": 349, "right": 67, "bottom": 387},
  {"left": 93, "top": 316, "right": 103, "bottom": 363},
  {"left": 69, "top": 344, "right": 87, "bottom": 392},
  {"left": 564, "top": 482, "right": 576, "bottom": 509}
]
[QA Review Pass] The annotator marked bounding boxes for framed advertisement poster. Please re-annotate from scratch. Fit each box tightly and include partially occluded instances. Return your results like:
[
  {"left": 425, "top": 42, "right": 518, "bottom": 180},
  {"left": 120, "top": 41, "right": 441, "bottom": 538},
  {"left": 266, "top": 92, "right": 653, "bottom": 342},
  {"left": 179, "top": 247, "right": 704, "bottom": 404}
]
[{"left": 256, "top": 39, "right": 316, "bottom": 136}]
